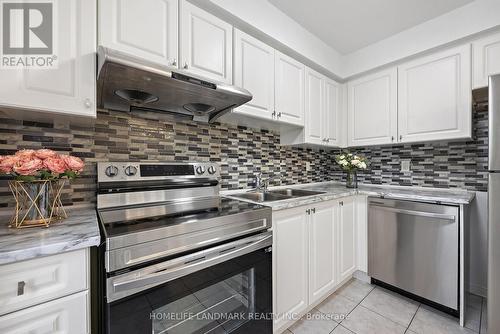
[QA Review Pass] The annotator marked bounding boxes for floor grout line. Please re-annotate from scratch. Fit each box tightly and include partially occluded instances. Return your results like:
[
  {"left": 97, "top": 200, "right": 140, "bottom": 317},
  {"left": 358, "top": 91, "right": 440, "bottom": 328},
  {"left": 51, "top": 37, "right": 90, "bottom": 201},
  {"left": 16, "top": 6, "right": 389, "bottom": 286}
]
[
  {"left": 337, "top": 281, "right": 375, "bottom": 328},
  {"left": 405, "top": 304, "right": 421, "bottom": 334}
]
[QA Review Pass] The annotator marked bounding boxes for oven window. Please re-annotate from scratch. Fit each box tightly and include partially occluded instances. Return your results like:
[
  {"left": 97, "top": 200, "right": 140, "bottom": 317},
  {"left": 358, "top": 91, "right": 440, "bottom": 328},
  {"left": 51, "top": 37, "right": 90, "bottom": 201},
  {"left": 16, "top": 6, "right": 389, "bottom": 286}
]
[
  {"left": 152, "top": 269, "right": 255, "bottom": 334},
  {"left": 107, "top": 248, "right": 272, "bottom": 334}
]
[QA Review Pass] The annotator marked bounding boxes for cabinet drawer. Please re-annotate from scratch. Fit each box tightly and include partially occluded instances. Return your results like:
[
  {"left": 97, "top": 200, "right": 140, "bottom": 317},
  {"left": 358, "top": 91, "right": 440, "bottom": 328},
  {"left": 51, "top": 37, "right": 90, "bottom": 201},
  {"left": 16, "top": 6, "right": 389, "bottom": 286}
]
[
  {"left": 0, "top": 249, "right": 88, "bottom": 316},
  {"left": 0, "top": 291, "right": 88, "bottom": 334}
]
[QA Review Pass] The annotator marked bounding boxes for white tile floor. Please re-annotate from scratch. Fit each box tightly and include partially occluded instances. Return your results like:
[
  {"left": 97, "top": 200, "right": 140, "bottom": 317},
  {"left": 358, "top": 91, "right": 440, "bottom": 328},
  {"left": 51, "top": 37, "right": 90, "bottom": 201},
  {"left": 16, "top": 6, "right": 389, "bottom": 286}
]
[{"left": 286, "top": 279, "right": 488, "bottom": 334}]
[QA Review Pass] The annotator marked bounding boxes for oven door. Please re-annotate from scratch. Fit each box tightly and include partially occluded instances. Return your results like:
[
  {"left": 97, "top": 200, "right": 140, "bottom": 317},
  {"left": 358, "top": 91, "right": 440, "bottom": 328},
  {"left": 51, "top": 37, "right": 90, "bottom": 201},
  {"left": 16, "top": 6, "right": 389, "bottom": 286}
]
[{"left": 105, "top": 232, "right": 272, "bottom": 334}]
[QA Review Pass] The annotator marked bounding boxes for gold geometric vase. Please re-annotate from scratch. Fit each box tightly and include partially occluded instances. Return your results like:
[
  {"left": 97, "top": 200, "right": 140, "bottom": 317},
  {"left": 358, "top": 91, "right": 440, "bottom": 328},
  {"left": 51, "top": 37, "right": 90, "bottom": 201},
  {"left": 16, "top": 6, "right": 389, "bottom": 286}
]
[{"left": 8, "top": 179, "right": 67, "bottom": 228}]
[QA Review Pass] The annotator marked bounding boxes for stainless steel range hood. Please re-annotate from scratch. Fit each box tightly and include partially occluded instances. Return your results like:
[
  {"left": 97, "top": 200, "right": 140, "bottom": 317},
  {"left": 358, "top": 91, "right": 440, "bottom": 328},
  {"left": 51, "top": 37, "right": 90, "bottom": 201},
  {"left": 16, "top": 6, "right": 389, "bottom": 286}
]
[{"left": 96, "top": 46, "right": 252, "bottom": 123}]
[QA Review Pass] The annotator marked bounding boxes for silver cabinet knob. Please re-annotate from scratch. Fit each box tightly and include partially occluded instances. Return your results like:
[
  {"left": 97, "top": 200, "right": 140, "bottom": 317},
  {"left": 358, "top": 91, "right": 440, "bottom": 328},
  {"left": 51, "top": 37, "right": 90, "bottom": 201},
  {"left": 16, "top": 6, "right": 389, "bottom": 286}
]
[
  {"left": 183, "top": 62, "right": 189, "bottom": 69},
  {"left": 17, "top": 281, "right": 25, "bottom": 296},
  {"left": 391, "top": 136, "right": 394, "bottom": 142},
  {"left": 171, "top": 58, "right": 177, "bottom": 66},
  {"left": 272, "top": 110, "right": 276, "bottom": 118},
  {"left": 277, "top": 112, "right": 282, "bottom": 118},
  {"left": 84, "top": 98, "right": 92, "bottom": 108},
  {"left": 400, "top": 135, "right": 403, "bottom": 140}
]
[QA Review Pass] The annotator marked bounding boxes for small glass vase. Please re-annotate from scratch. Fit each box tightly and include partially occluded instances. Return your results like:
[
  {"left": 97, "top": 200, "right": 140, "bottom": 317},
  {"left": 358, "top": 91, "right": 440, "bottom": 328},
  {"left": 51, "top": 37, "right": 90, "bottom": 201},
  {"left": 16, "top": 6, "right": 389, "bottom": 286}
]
[{"left": 346, "top": 170, "right": 358, "bottom": 188}]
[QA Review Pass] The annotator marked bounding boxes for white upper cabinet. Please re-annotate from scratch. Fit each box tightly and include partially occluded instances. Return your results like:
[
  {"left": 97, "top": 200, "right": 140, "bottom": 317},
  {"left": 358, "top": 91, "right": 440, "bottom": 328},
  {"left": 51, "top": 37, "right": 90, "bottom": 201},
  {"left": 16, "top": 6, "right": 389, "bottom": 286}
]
[
  {"left": 324, "top": 79, "right": 343, "bottom": 147},
  {"left": 99, "top": 0, "right": 178, "bottom": 67},
  {"left": 275, "top": 51, "right": 305, "bottom": 126},
  {"left": 473, "top": 32, "right": 500, "bottom": 89},
  {"left": 308, "top": 201, "right": 337, "bottom": 305},
  {"left": 0, "top": 0, "right": 96, "bottom": 118},
  {"left": 398, "top": 44, "right": 472, "bottom": 143},
  {"left": 180, "top": 0, "right": 232, "bottom": 83},
  {"left": 233, "top": 29, "right": 275, "bottom": 119},
  {"left": 305, "top": 68, "right": 324, "bottom": 145},
  {"left": 348, "top": 68, "right": 398, "bottom": 147}
]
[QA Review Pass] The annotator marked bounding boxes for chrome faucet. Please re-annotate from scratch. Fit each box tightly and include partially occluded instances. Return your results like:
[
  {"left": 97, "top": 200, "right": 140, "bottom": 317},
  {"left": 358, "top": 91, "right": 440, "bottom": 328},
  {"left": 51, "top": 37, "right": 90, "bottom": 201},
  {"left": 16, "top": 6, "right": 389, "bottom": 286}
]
[{"left": 252, "top": 172, "right": 280, "bottom": 192}]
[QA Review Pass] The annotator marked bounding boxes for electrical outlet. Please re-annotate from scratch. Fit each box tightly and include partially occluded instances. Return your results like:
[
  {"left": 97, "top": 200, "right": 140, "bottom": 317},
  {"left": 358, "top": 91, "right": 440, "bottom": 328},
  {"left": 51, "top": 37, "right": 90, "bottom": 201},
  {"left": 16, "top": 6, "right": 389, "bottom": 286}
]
[
  {"left": 305, "top": 161, "right": 311, "bottom": 172},
  {"left": 401, "top": 160, "right": 411, "bottom": 172}
]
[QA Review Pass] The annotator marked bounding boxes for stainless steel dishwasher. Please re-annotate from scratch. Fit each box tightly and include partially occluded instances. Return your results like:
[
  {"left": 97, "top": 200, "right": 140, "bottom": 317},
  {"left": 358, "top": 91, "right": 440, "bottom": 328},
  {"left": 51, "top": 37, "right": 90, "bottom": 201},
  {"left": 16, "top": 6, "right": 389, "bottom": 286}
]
[{"left": 368, "top": 198, "right": 459, "bottom": 311}]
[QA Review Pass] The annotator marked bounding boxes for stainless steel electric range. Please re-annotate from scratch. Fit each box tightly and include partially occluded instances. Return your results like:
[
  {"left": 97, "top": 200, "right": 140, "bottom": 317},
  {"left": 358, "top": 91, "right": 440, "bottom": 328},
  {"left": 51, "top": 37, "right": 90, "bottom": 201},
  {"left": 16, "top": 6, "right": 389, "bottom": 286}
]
[{"left": 92, "top": 162, "right": 273, "bottom": 334}]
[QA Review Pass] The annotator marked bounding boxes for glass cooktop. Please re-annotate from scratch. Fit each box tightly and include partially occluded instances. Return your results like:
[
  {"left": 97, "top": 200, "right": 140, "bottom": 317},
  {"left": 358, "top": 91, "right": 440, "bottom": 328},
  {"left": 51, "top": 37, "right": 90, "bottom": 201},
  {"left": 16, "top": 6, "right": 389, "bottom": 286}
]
[{"left": 98, "top": 197, "right": 268, "bottom": 238}]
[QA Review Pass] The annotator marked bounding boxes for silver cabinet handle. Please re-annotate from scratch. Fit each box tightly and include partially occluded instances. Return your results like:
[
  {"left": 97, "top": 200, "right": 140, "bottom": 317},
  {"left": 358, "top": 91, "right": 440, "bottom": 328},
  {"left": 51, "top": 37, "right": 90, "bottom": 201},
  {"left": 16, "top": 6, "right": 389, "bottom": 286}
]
[
  {"left": 171, "top": 58, "right": 177, "bottom": 66},
  {"left": 391, "top": 136, "right": 394, "bottom": 142},
  {"left": 84, "top": 98, "right": 92, "bottom": 108},
  {"left": 400, "top": 135, "right": 403, "bottom": 140},
  {"left": 339, "top": 201, "right": 344, "bottom": 206},
  {"left": 277, "top": 112, "right": 282, "bottom": 118},
  {"left": 311, "top": 208, "right": 316, "bottom": 214},
  {"left": 370, "top": 205, "right": 456, "bottom": 221},
  {"left": 17, "top": 281, "right": 25, "bottom": 296},
  {"left": 110, "top": 232, "right": 272, "bottom": 299},
  {"left": 306, "top": 209, "right": 311, "bottom": 215},
  {"left": 183, "top": 62, "right": 189, "bottom": 69},
  {"left": 272, "top": 110, "right": 276, "bottom": 118}
]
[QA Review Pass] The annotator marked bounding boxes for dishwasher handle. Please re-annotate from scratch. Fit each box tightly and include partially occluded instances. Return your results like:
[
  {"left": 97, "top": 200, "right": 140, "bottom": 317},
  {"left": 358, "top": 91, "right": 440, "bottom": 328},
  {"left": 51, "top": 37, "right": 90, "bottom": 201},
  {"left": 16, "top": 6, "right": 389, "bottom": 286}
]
[{"left": 370, "top": 204, "right": 457, "bottom": 221}]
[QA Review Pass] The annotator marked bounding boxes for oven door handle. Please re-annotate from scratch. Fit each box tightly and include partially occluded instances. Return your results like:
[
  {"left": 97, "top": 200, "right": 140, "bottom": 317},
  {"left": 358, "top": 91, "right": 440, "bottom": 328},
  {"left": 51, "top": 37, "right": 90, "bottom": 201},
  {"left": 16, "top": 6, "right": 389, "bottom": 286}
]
[{"left": 108, "top": 232, "right": 272, "bottom": 301}]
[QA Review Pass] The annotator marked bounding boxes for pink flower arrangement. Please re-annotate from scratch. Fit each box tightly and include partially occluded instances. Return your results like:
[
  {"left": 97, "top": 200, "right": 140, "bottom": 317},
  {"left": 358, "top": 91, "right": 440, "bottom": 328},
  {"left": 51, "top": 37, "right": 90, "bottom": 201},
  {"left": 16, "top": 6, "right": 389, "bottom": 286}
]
[{"left": 0, "top": 149, "right": 85, "bottom": 181}]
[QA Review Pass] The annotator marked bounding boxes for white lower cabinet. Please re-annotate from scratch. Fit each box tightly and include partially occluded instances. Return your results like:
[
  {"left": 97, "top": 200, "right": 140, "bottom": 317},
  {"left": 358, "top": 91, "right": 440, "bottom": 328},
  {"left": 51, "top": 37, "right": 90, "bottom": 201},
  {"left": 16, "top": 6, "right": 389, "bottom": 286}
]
[
  {"left": 338, "top": 196, "right": 357, "bottom": 282},
  {"left": 308, "top": 201, "right": 337, "bottom": 305},
  {"left": 273, "top": 196, "right": 360, "bottom": 332},
  {"left": 273, "top": 205, "right": 309, "bottom": 331},
  {"left": 0, "top": 249, "right": 90, "bottom": 333},
  {"left": 0, "top": 291, "right": 88, "bottom": 334}
]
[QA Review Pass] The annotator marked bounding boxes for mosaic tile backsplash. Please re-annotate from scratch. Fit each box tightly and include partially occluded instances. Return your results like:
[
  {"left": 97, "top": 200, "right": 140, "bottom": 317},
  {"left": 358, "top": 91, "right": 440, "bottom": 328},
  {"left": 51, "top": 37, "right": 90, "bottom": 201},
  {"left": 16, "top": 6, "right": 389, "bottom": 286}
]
[{"left": 0, "top": 108, "right": 488, "bottom": 208}]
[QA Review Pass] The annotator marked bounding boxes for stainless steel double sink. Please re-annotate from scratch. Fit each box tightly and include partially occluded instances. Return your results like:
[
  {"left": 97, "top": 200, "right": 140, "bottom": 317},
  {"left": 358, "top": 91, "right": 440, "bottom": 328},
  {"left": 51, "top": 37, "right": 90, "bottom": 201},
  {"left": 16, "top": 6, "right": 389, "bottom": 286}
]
[{"left": 230, "top": 188, "right": 325, "bottom": 203}]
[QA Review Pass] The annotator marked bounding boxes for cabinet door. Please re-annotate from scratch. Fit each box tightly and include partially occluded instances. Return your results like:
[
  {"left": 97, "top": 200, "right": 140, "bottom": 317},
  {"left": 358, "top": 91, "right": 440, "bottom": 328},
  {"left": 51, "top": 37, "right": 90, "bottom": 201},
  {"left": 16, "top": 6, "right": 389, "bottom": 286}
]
[
  {"left": 0, "top": 291, "right": 88, "bottom": 334},
  {"left": 273, "top": 206, "right": 308, "bottom": 330},
  {"left": 180, "top": 0, "right": 232, "bottom": 83},
  {"left": 99, "top": 0, "right": 178, "bottom": 67},
  {"left": 324, "top": 78, "right": 342, "bottom": 147},
  {"left": 233, "top": 29, "right": 275, "bottom": 119},
  {"left": 0, "top": 0, "right": 96, "bottom": 118},
  {"left": 398, "top": 44, "right": 472, "bottom": 143},
  {"left": 309, "top": 201, "right": 337, "bottom": 305},
  {"left": 348, "top": 68, "right": 397, "bottom": 146},
  {"left": 338, "top": 197, "right": 357, "bottom": 282},
  {"left": 275, "top": 51, "right": 305, "bottom": 126},
  {"left": 473, "top": 32, "right": 500, "bottom": 89},
  {"left": 305, "top": 67, "right": 324, "bottom": 144}
]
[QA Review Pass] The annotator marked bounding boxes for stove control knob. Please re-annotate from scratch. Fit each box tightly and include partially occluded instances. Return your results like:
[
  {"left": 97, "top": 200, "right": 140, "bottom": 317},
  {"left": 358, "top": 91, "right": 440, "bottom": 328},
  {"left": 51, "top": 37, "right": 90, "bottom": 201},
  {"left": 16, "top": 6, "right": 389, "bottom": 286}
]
[
  {"left": 125, "top": 165, "right": 137, "bottom": 176},
  {"left": 207, "top": 166, "right": 216, "bottom": 174},
  {"left": 195, "top": 166, "right": 206, "bottom": 175},
  {"left": 105, "top": 165, "right": 119, "bottom": 177}
]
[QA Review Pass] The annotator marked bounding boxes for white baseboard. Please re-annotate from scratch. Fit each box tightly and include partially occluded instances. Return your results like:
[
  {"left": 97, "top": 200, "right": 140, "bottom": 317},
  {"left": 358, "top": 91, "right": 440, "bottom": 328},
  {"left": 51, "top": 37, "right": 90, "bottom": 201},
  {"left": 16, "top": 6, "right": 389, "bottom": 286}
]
[{"left": 353, "top": 270, "right": 371, "bottom": 283}]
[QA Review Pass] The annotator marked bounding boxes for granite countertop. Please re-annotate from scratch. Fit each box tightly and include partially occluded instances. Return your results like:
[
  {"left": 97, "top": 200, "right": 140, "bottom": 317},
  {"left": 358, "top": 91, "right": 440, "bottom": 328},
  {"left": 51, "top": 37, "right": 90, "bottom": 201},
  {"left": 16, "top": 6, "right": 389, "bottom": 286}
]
[
  {"left": 222, "top": 181, "right": 476, "bottom": 210},
  {"left": 0, "top": 207, "right": 100, "bottom": 265}
]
